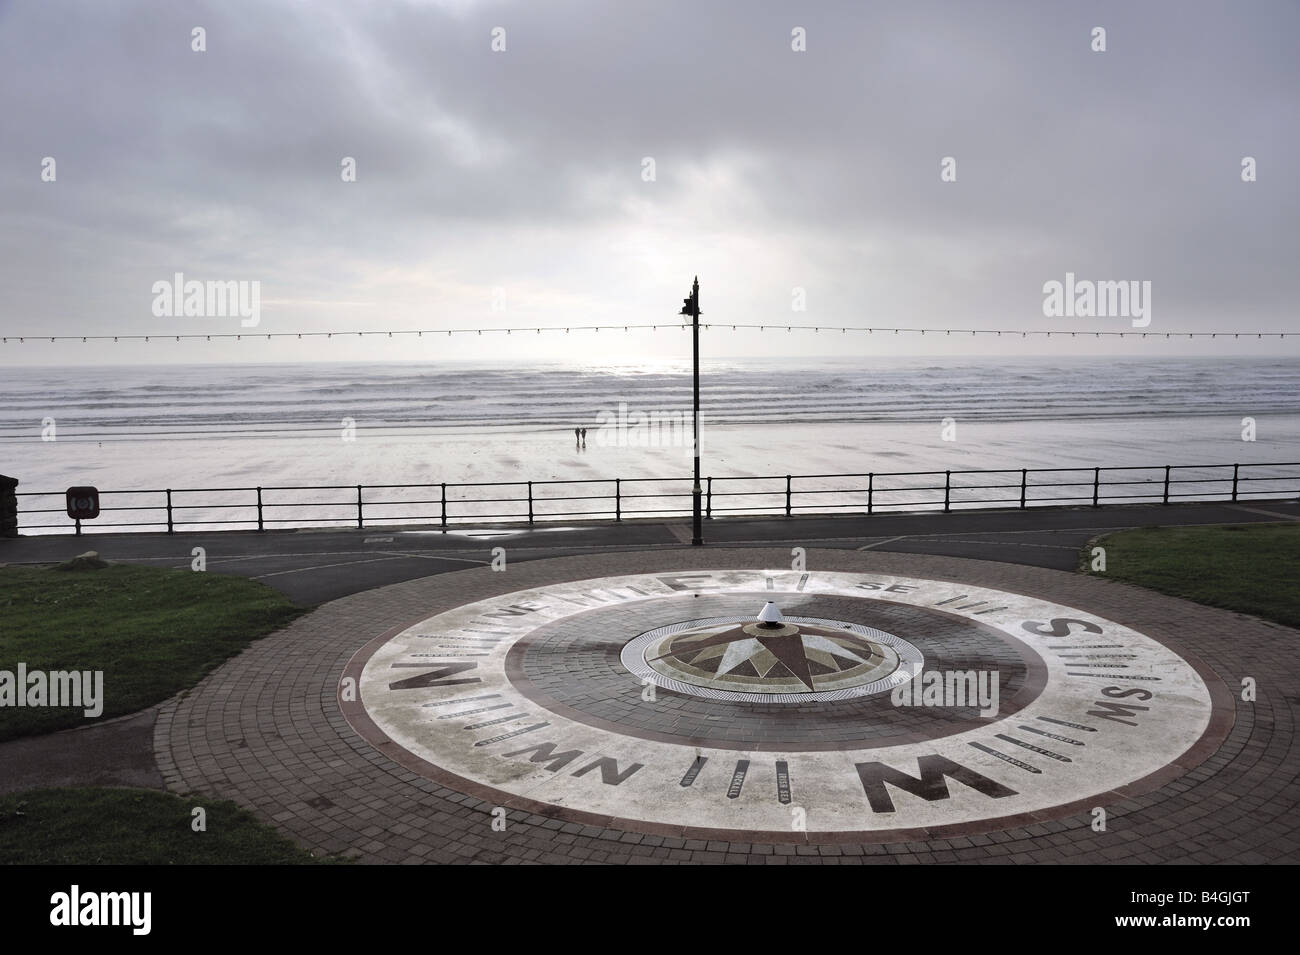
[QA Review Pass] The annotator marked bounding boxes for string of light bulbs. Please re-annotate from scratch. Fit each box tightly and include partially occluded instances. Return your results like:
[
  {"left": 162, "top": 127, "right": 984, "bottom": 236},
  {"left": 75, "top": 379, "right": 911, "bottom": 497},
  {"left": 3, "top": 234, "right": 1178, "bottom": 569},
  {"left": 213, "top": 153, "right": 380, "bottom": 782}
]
[{"left": 1, "top": 323, "right": 1294, "bottom": 343}]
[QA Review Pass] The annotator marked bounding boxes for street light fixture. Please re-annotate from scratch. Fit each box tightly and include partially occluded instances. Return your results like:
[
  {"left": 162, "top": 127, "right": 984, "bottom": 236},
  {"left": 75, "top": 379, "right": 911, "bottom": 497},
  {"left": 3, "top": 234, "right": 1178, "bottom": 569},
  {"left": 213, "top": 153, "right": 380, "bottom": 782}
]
[{"left": 679, "top": 276, "right": 703, "bottom": 546}]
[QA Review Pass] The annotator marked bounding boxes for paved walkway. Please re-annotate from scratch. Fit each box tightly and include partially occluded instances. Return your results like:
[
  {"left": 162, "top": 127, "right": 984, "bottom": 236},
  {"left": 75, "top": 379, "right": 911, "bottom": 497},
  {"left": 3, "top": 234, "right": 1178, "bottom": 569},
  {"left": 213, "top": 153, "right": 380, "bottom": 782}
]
[
  {"left": 3, "top": 499, "right": 1296, "bottom": 604},
  {"left": 152, "top": 548, "right": 1297, "bottom": 863},
  {"left": 0, "top": 707, "right": 163, "bottom": 795}
]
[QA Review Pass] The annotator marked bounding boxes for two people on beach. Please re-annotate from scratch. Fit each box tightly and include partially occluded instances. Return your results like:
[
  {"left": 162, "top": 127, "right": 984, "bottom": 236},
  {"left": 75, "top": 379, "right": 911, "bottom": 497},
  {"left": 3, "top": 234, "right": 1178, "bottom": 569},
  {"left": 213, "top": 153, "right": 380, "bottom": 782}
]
[{"left": 574, "top": 427, "right": 587, "bottom": 448}]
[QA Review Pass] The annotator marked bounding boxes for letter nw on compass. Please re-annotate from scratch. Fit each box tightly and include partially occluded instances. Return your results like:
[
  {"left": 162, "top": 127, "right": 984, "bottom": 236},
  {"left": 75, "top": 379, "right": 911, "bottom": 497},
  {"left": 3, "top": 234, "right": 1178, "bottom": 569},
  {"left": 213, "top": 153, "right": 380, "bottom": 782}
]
[{"left": 652, "top": 619, "right": 889, "bottom": 692}]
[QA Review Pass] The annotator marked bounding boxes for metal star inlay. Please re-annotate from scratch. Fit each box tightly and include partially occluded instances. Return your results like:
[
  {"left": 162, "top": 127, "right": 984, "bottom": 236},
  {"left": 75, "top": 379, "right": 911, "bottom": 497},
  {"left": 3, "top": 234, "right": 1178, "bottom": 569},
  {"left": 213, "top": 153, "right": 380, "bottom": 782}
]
[{"left": 651, "top": 620, "right": 883, "bottom": 691}]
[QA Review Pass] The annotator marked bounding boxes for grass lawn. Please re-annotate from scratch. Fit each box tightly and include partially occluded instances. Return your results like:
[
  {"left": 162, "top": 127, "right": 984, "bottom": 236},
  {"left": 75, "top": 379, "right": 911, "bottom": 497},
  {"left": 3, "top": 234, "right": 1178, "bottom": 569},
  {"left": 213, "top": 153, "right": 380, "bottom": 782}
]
[
  {"left": 1084, "top": 523, "right": 1300, "bottom": 629},
  {"left": 0, "top": 564, "right": 304, "bottom": 741},
  {"left": 0, "top": 787, "right": 335, "bottom": 864}
]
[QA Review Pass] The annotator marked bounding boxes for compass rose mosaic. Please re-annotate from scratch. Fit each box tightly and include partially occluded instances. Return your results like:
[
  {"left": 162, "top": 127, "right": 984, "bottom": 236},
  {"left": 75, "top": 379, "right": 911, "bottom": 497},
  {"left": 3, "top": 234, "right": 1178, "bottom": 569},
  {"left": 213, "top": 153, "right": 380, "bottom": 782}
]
[
  {"left": 621, "top": 605, "right": 924, "bottom": 702},
  {"left": 343, "top": 569, "right": 1229, "bottom": 840}
]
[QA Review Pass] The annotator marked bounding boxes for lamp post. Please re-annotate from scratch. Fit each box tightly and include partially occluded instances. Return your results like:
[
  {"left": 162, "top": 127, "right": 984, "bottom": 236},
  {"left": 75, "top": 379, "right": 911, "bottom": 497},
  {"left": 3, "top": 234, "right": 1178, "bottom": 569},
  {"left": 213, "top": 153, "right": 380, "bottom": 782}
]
[{"left": 680, "top": 276, "right": 703, "bottom": 546}]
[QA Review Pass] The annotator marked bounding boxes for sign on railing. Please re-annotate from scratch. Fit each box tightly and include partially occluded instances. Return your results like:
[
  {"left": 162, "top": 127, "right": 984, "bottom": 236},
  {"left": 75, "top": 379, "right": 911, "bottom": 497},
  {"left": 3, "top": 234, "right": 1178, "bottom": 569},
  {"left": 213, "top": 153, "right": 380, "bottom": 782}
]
[
  {"left": 65, "top": 486, "right": 100, "bottom": 519},
  {"left": 63, "top": 486, "right": 101, "bottom": 536}
]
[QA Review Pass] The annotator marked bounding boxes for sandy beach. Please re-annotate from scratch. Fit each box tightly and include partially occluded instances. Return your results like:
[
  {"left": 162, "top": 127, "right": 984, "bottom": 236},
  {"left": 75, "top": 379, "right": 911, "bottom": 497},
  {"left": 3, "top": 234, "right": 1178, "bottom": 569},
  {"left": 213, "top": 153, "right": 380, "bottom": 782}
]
[{"left": 11, "top": 413, "right": 1300, "bottom": 532}]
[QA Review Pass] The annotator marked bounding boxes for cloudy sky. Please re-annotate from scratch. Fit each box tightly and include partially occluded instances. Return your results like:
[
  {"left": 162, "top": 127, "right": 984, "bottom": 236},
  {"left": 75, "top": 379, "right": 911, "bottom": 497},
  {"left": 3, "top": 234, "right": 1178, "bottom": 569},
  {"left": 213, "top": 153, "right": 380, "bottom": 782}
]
[{"left": 1, "top": 0, "right": 1297, "bottom": 364}]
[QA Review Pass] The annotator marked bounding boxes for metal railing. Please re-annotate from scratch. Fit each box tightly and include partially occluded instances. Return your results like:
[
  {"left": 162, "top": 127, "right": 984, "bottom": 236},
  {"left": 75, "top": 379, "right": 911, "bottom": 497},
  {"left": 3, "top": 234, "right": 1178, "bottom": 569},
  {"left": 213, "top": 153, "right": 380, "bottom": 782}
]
[{"left": 12, "top": 462, "right": 1300, "bottom": 535}]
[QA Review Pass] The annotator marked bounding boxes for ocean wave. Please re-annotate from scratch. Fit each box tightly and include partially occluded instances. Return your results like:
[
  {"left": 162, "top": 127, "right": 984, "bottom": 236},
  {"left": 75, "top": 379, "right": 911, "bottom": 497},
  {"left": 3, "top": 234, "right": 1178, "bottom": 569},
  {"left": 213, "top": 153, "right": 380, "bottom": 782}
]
[{"left": 1, "top": 357, "right": 1297, "bottom": 434}]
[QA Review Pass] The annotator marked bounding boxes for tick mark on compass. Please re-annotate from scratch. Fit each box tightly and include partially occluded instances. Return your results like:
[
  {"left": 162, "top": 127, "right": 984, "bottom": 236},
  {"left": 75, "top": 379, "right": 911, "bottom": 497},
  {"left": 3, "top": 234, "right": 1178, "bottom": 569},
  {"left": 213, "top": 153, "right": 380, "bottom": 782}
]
[
  {"left": 969, "top": 741, "right": 1041, "bottom": 774},
  {"left": 473, "top": 722, "right": 549, "bottom": 747},
  {"left": 995, "top": 733, "right": 1072, "bottom": 762},
  {"left": 727, "top": 760, "right": 750, "bottom": 798},
  {"left": 1038, "top": 716, "right": 1097, "bottom": 732},
  {"left": 680, "top": 755, "right": 708, "bottom": 787}
]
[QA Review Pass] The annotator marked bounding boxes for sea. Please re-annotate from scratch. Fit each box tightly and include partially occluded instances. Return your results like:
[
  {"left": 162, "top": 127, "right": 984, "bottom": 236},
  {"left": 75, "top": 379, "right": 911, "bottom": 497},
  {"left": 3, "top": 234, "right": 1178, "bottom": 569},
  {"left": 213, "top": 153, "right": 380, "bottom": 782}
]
[{"left": 2, "top": 356, "right": 1297, "bottom": 533}]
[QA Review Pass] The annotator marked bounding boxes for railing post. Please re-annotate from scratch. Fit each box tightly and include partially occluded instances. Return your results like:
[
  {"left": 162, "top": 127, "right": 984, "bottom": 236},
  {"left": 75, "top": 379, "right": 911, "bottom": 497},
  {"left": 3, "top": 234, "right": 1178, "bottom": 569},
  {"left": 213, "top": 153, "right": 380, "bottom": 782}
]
[
  {"left": 166, "top": 489, "right": 174, "bottom": 534},
  {"left": 356, "top": 484, "right": 363, "bottom": 528},
  {"left": 867, "top": 472, "right": 874, "bottom": 514},
  {"left": 1231, "top": 463, "right": 1239, "bottom": 502},
  {"left": 527, "top": 481, "right": 534, "bottom": 525},
  {"left": 614, "top": 479, "right": 621, "bottom": 522},
  {"left": 705, "top": 477, "right": 712, "bottom": 519},
  {"left": 1020, "top": 469, "right": 1027, "bottom": 509},
  {"left": 1092, "top": 468, "right": 1100, "bottom": 508},
  {"left": 1162, "top": 465, "right": 1170, "bottom": 505},
  {"left": 440, "top": 483, "right": 447, "bottom": 528},
  {"left": 944, "top": 470, "right": 951, "bottom": 513},
  {"left": 256, "top": 487, "right": 264, "bottom": 531},
  {"left": 785, "top": 475, "right": 792, "bottom": 517}
]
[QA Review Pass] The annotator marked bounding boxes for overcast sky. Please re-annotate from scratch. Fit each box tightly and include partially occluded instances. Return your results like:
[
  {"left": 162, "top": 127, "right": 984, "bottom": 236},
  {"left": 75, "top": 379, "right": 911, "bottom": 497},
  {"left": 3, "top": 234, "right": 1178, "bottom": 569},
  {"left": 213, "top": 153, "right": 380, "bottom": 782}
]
[{"left": 1, "top": 0, "right": 1297, "bottom": 365}]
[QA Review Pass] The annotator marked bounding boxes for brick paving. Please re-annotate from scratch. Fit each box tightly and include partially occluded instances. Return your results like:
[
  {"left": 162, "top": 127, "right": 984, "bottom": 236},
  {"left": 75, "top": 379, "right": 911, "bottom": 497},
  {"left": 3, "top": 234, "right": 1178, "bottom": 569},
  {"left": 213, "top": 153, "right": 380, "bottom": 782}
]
[{"left": 154, "top": 549, "right": 1300, "bottom": 863}]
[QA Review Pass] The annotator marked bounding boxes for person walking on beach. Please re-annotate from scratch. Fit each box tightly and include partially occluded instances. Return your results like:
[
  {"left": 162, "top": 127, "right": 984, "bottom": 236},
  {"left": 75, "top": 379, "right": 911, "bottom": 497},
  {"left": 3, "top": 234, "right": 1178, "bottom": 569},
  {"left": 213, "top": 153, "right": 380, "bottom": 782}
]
[
  {"left": 580, "top": 427, "right": 587, "bottom": 448},
  {"left": 574, "top": 427, "right": 581, "bottom": 447}
]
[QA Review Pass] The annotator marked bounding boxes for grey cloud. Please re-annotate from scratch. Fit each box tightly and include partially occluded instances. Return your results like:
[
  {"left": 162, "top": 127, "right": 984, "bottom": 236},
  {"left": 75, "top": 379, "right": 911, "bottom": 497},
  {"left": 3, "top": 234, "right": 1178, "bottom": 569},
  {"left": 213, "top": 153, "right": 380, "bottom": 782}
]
[{"left": 0, "top": 0, "right": 1296, "bottom": 349}]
